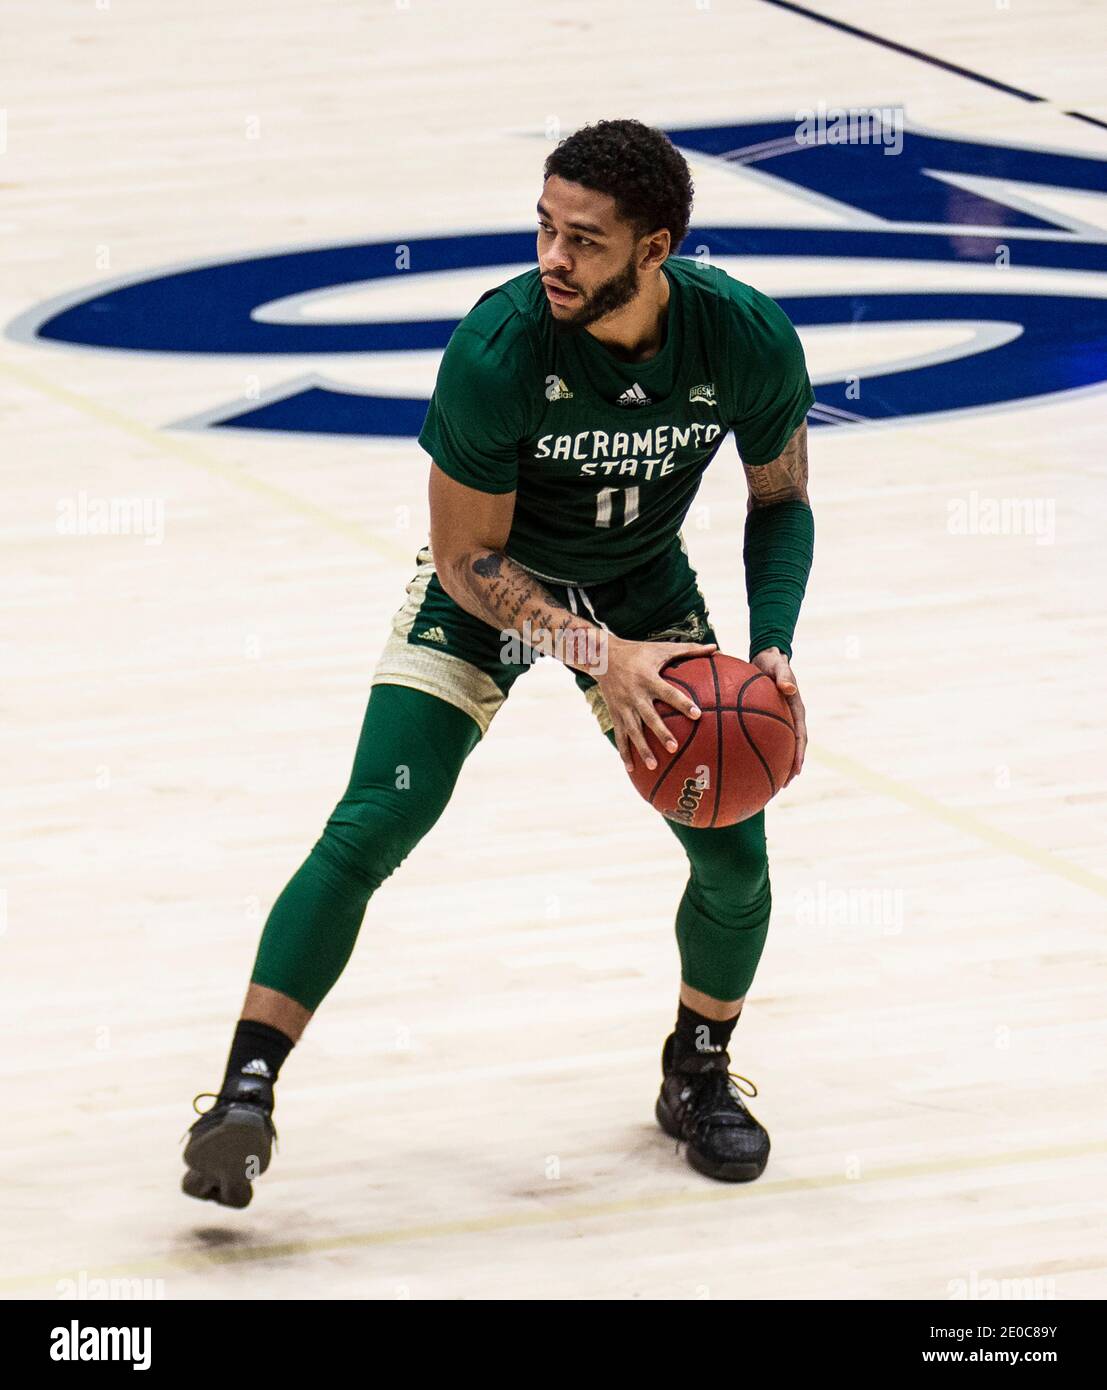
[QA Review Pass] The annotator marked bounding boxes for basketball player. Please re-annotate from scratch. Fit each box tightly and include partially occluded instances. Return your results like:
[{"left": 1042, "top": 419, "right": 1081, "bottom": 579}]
[{"left": 182, "top": 119, "right": 814, "bottom": 1206}]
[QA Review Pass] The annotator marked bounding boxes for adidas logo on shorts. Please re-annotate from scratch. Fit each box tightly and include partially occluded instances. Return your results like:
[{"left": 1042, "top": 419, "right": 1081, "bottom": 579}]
[{"left": 416, "top": 625, "right": 447, "bottom": 644}]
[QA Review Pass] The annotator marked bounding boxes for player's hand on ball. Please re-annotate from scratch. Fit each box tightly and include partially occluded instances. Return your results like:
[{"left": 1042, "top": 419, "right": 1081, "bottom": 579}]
[
  {"left": 596, "top": 635, "right": 718, "bottom": 773},
  {"left": 752, "top": 647, "right": 806, "bottom": 785}
]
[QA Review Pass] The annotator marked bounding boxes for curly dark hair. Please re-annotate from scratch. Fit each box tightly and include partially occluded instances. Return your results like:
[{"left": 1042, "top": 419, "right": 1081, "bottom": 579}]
[{"left": 543, "top": 119, "right": 694, "bottom": 254}]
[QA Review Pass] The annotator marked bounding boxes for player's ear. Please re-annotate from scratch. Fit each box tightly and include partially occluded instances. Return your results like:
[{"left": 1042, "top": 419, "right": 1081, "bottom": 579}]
[{"left": 639, "top": 227, "right": 671, "bottom": 271}]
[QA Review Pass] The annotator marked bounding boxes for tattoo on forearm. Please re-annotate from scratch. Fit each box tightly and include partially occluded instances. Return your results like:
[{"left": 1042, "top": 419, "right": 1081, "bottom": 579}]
[
  {"left": 457, "top": 549, "right": 595, "bottom": 663},
  {"left": 744, "top": 422, "right": 809, "bottom": 509}
]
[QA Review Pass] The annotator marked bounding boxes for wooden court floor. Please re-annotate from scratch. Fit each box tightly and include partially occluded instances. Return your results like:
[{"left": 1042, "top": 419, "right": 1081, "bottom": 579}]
[{"left": 1, "top": 0, "right": 1104, "bottom": 1299}]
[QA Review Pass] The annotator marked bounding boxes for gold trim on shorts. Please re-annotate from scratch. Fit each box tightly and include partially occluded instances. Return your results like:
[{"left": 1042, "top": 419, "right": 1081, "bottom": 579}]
[
  {"left": 370, "top": 538, "right": 707, "bottom": 741},
  {"left": 582, "top": 682, "right": 615, "bottom": 737},
  {"left": 584, "top": 608, "right": 708, "bottom": 739},
  {"left": 370, "top": 545, "right": 508, "bottom": 737}
]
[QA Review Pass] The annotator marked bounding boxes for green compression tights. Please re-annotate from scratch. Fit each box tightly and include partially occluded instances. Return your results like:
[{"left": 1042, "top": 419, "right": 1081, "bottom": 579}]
[{"left": 250, "top": 683, "right": 771, "bottom": 1011}]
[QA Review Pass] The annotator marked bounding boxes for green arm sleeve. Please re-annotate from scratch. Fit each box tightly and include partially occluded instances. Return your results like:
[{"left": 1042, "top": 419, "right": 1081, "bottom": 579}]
[
  {"left": 724, "top": 285, "right": 815, "bottom": 659},
  {"left": 744, "top": 499, "right": 814, "bottom": 661}
]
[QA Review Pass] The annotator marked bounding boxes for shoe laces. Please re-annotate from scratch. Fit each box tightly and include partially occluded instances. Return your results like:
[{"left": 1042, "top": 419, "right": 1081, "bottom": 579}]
[
  {"left": 181, "top": 1091, "right": 279, "bottom": 1149},
  {"left": 676, "top": 1066, "right": 759, "bottom": 1146},
  {"left": 191, "top": 1091, "right": 220, "bottom": 1116},
  {"left": 703, "top": 1067, "right": 758, "bottom": 1105},
  {"left": 179, "top": 1091, "right": 218, "bottom": 1143}
]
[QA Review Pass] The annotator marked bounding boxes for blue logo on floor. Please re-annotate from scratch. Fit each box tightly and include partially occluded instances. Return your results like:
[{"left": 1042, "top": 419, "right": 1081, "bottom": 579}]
[{"left": 11, "top": 120, "right": 1107, "bottom": 438}]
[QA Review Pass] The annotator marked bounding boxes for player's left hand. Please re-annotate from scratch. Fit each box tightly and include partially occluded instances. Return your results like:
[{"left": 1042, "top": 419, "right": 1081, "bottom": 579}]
[{"left": 752, "top": 647, "right": 806, "bottom": 785}]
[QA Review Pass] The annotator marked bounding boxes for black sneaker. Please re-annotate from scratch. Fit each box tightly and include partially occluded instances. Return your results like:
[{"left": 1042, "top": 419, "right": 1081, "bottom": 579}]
[
  {"left": 181, "top": 1074, "right": 277, "bottom": 1209},
  {"left": 655, "top": 1032, "right": 770, "bottom": 1182}
]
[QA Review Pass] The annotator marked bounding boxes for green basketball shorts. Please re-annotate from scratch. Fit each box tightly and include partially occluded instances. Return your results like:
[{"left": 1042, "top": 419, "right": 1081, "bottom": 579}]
[{"left": 370, "top": 533, "right": 717, "bottom": 736}]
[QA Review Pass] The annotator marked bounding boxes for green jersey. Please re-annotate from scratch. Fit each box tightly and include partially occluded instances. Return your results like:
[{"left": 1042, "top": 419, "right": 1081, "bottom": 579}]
[{"left": 419, "top": 257, "right": 814, "bottom": 585}]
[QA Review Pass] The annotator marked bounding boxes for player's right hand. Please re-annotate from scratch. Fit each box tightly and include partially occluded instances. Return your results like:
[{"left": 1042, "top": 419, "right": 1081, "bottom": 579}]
[{"left": 593, "top": 635, "right": 717, "bottom": 773}]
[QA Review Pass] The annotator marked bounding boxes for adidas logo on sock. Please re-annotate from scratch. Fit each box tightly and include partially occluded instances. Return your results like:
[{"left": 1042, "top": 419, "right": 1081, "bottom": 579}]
[
  {"left": 241, "top": 1058, "right": 272, "bottom": 1078},
  {"left": 616, "top": 382, "right": 652, "bottom": 407}
]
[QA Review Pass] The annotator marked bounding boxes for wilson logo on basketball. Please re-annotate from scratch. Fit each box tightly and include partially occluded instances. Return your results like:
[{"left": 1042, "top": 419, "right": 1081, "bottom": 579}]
[
  {"left": 628, "top": 654, "right": 796, "bottom": 827},
  {"left": 668, "top": 775, "right": 707, "bottom": 826}
]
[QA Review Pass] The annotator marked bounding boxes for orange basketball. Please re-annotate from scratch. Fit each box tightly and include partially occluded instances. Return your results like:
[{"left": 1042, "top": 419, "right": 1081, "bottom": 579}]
[{"left": 627, "top": 652, "right": 796, "bottom": 828}]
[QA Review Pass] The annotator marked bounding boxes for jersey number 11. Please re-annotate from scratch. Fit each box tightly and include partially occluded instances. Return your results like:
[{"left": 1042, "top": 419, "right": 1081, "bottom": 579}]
[{"left": 595, "top": 485, "right": 640, "bottom": 529}]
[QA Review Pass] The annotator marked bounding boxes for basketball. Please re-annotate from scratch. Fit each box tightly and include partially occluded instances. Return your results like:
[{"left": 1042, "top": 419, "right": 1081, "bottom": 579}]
[{"left": 627, "top": 653, "right": 796, "bottom": 828}]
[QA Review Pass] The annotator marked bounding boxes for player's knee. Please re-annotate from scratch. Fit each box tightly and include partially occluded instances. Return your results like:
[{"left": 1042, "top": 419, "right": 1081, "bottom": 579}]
[
  {"left": 694, "top": 874, "right": 771, "bottom": 931},
  {"left": 691, "top": 827, "right": 768, "bottom": 895},
  {"left": 684, "top": 840, "right": 769, "bottom": 937},
  {"left": 316, "top": 781, "right": 450, "bottom": 891}
]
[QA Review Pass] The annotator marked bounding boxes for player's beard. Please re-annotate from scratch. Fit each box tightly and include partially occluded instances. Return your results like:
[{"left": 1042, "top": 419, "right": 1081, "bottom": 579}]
[{"left": 549, "top": 253, "right": 640, "bottom": 333}]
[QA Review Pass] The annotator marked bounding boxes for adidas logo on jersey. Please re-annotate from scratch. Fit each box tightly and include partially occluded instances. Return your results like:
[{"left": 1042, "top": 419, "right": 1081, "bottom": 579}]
[
  {"left": 616, "top": 382, "right": 652, "bottom": 407},
  {"left": 416, "top": 625, "right": 447, "bottom": 644},
  {"left": 689, "top": 383, "right": 716, "bottom": 406},
  {"left": 240, "top": 1058, "right": 272, "bottom": 1078},
  {"left": 544, "top": 375, "right": 573, "bottom": 401}
]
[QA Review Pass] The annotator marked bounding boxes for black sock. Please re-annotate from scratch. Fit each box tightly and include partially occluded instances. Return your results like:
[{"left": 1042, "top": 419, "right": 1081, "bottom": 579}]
[
  {"left": 221, "top": 1020, "right": 295, "bottom": 1094},
  {"left": 675, "top": 1001, "right": 740, "bottom": 1057}
]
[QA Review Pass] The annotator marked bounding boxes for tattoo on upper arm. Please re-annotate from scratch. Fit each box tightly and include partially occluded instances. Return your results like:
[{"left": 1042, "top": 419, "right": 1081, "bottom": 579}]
[{"left": 744, "top": 423, "right": 809, "bottom": 508}]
